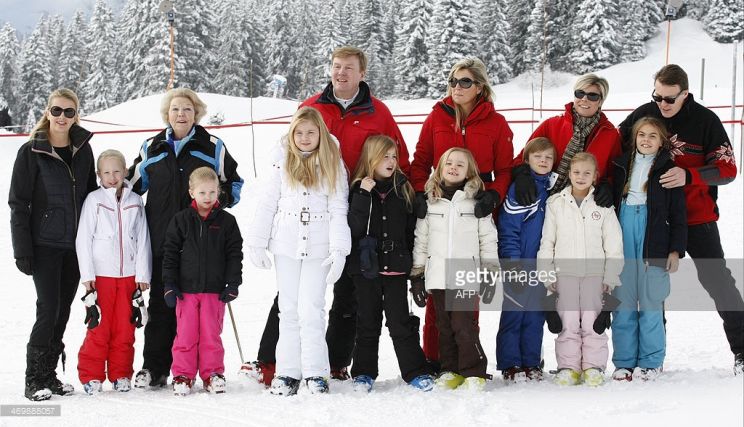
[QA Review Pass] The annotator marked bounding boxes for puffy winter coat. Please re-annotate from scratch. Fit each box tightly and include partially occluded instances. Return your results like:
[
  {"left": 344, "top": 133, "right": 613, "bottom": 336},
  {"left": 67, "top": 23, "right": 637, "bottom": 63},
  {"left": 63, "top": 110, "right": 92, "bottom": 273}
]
[
  {"left": 537, "top": 186, "right": 624, "bottom": 288},
  {"left": 514, "top": 103, "right": 622, "bottom": 181},
  {"left": 75, "top": 180, "right": 152, "bottom": 284},
  {"left": 162, "top": 202, "right": 243, "bottom": 294},
  {"left": 497, "top": 171, "right": 553, "bottom": 261},
  {"left": 618, "top": 94, "right": 737, "bottom": 225},
  {"left": 410, "top": 97, "right": 514, "bottom": 200},
  {"left": 412, "top": 178, "right": 500, "bottom": 291},
  {"left": 347, "top": 173, "right": 416, "bottom": 276},
  {"left": 300, "top": 81, "right": 409, "bottom": 173},
  {"left": 128, "top": 125, "right": 243, "bottom": 258},
  {"left": 612, "top": 148, "right": 687, "bottom": 266},
  {"left": 9, "top": 124, "right": 97, "bottom": 258},
  {"left": 245, "top": 138, "right": 351, "bottom": 260}
]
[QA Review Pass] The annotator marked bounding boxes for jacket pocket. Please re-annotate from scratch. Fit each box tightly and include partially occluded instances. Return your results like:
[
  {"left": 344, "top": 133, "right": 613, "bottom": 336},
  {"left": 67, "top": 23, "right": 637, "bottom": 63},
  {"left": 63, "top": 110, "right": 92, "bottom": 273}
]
[{"left": 39, "top": 208, "right": 64, "bottom": 241}]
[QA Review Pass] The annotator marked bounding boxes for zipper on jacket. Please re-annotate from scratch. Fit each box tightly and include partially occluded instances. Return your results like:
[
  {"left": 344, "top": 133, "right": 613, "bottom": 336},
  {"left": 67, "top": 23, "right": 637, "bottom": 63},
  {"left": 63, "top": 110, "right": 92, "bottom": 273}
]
[
  {"left": 117, "top": 199, "right": 124, "bottom": 276},
  {"left": 447, "top": 200, "right": 456, "bottom": 259}
]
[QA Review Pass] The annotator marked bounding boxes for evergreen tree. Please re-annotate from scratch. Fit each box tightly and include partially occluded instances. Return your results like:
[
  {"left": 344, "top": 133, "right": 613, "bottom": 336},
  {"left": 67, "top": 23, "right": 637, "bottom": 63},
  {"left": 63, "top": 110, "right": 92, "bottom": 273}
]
[
  {"left": 58, "top": 11, "right": 88, "bottom": 95},
  {"left": 523, "top": 0, "right": 549, "bottom": 73},
  {"left": 355, "top": 0, "right": 386, "bottom": 95},
  {"left": 289, "top": 0, "right": 321, "bottom": 99},
  {"left": 45, "top": 15, "right": 65, "bottom": 90},
  {"left": 377, "top": 1, "right": 398, "bottom": 97},
  {"left": 0, "top": 23, "right": 20, "bottom": 119},
  {"left": 393, "top": 0, "right": 432, "bottom": 98},
  {"left": 704, "top": 0, "right": 744, "bottom": 42},
  {"left": 83, "top": 0, "right": 117, "bottom": 113},
  {"left": 545, "top": 0, "right": 577, "bottom": 72},
  {"left": 173, "top": 0, "right": 220, "bottom": 91},
  {"left": 313, "top": 0, "right": 350, "bottom": 91},
  {"left": 476, "top": 0, "right": 512, "bottom": 84},
  {"left": 567, "top": 0, "right": 623, "bottom": 74},
  {"left": 17, "top": 23, "right": 52, "bottom": 119},
  {"left": 25, "top": 109, "right": 37, "bottom": 133},
  {"left": 506, "top": 0, "right": 536, "bottom": 76},
  {"left": 264, "top": 0, "right": 293, "bottom": 96},
  {"left": 619, "top": 0, "right": 650, "bottom": 62}
]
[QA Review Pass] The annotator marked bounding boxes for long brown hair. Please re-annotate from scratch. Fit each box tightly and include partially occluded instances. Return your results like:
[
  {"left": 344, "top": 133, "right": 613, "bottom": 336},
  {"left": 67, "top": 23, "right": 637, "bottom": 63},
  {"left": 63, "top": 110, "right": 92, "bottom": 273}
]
[
  {"left": 623, "top": 116, "right": 669, "bottom": 196},
  {"left": 30, "top": 88, "right": 81, "bottom": 139},
  {"left": 424, "top": 147, "right": 484, "bottom": 199},
  {"left": 284, "top": 107, "right": 342, "bottom": 193},
  {"left": 351, "top": 135, "right": 414, "bottom": 211},
  {"left": 445, "top": 57, "right": 494, "bottom": 132}
]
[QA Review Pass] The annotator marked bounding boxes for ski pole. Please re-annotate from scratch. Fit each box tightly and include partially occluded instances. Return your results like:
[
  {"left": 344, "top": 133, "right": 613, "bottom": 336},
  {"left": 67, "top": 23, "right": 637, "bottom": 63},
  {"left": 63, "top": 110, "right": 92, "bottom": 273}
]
[{"left": 226, "top": 302, "right": 245, "bottom": 363}]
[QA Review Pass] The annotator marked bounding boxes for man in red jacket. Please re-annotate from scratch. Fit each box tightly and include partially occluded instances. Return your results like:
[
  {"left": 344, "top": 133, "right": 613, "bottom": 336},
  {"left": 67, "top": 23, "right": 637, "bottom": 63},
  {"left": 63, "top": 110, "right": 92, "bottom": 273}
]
[
  {"left": 619, "top": 64, "right": 743, "bottom": 375},
  {"left": 247, "top": 46, "right": 410, "bottom": 384}
]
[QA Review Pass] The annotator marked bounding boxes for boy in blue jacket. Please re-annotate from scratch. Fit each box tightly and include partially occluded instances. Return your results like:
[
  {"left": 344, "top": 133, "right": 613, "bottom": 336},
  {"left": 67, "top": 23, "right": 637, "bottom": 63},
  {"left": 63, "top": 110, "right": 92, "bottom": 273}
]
[{"left": 496, "top": 137, "right": 556, "bottom": 382}]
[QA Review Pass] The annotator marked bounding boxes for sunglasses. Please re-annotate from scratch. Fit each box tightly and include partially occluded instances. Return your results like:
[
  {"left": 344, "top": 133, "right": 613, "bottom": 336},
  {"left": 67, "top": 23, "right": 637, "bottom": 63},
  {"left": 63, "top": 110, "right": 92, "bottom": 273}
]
[
  {"left": 49, "top": 106, "right": 77, "bottom": 118},
  {"left": 448, "top": 77, "right": 476, "bottom": 89},
  {"left": 651, "top": 90, "right": 685, "bottom": 104},
  {"left": 574, "top": 90, "right": 602, "bottom": 102}
]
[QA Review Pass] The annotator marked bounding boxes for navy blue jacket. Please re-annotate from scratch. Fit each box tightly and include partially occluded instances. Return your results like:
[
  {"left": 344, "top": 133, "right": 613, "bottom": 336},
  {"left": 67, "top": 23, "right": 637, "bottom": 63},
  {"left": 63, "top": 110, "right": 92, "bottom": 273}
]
[{"left": 497, "top": 171, "right": 552, "bottom": 263}]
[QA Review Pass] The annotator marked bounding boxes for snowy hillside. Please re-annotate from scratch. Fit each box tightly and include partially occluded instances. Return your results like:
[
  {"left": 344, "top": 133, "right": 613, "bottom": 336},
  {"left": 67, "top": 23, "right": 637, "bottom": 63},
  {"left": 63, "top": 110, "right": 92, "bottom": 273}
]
[{"left": 0, "top": 19, "right": 742, "bottom": 427}]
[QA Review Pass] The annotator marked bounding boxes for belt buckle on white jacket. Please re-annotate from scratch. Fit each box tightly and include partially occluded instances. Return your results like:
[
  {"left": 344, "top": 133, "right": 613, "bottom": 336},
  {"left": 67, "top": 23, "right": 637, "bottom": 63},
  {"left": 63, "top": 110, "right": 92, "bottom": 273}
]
[{"left": 300, "top": 211, "right": 310, "bottom": 225}]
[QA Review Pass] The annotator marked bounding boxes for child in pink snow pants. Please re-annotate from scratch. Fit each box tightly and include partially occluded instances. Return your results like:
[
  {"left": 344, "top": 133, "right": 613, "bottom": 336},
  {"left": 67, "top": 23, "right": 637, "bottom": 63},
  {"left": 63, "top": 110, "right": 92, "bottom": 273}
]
[
  {"left": 162, "top": 167, "right": 243, "bottom": 396},
  {"left": 537, "top": 152, "right": 623, "bottom": 386}
]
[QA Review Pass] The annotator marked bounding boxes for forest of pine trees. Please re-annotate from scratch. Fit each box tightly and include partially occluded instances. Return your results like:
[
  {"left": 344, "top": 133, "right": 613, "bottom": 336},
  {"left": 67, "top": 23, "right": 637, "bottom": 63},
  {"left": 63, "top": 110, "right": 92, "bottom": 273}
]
[{"left": 0, "top": 0, "right": 741, "bottom": 128}]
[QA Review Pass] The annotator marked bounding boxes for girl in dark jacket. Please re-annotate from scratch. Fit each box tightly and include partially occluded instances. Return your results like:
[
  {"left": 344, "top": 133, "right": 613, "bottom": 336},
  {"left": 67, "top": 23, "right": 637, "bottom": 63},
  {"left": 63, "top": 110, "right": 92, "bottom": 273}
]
[
  {"left": 9, "top": 88, "right": 97, "bottom": 401},
  {"left": 610, "top": 116, "right": 687, "bottom": 382},
  {"left": 347, "top": 135, "right": 434, "bottom": 392}
]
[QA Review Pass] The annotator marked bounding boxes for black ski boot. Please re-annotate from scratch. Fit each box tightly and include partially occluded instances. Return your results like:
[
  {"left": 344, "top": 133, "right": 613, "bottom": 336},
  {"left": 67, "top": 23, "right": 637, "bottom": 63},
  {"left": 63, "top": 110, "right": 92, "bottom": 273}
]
[
  {"left": 43, "top": 343, "right": 74, "bottom": 395},
  {"left": 24, "top": 345, "right": 51, "bottom": 401}
]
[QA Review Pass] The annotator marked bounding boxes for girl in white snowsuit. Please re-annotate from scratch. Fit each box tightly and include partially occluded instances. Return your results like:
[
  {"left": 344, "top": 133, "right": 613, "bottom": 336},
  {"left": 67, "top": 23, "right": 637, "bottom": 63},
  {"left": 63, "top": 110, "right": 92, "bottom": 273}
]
[
  {"left": 246, "top": 107, "right": 350, "bottom": 396},
  {"left": 537, "top": 152, "right": 624, "bottom": 386}
]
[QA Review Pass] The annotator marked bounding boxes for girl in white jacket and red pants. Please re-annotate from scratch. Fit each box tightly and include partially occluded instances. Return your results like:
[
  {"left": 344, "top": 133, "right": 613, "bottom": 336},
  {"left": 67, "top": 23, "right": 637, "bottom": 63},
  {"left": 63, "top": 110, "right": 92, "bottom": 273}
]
[
  {"left": 537, "top": 152, "right": 623, "bottom": 386},
  {"left": 246, "top": 107, "right": 350, "bottom": 396},
  {"left": 76, "top": 150, "right": 151, "bottom": 394}
]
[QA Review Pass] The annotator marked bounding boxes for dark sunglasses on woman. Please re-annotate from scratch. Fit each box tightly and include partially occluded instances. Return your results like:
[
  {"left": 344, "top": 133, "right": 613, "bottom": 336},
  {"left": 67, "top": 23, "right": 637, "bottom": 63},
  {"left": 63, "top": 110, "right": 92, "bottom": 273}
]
[
  {"left": 573, "top": 90, "right": 602, "bottom": 102},
  {"left": 49, "top": 106, "right": 77, "bottom": 118},
  {"left": 448, "top": 77, "right": 476, "bottom": 89}
]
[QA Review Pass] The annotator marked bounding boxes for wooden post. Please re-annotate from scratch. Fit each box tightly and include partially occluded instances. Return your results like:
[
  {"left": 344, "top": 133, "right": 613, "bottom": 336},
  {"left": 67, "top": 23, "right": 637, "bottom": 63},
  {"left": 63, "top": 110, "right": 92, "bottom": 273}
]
[
  {"left": 167, "top": 22, "right": 175, "bottom": 90},
  {"left": 700, "top": 58, "right": 705, "bottom": 101},
  {"left": 665, "top": 19, "right": 672, "bottom": 65}
]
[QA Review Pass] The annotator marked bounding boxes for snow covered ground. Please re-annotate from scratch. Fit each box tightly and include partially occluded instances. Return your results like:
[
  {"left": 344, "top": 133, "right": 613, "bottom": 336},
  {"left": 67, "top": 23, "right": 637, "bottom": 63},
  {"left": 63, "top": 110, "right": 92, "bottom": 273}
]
[{"left": 0, "top": 18, "right": 742, "bottom": 426}]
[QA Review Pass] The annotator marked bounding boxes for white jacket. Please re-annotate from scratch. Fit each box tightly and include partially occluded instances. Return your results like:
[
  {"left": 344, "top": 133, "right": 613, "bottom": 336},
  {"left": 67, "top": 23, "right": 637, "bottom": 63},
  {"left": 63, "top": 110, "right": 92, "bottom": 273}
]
[
  {"left": 412, "top": 178, "right": 500, "bottom": 291},
  {"left": 537, "top": 185, "right": 624, "bottom": 288},
  {"left": 75, "top": 180, "right": 152, "bottom": 284},
  {"left": 246, "top": 138, "right": 351, "bottom": 260}
]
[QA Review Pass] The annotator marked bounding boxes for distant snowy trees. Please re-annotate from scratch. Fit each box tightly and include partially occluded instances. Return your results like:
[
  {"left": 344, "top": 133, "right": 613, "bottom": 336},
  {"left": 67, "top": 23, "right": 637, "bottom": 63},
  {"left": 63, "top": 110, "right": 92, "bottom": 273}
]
[{"left": 0, "top": 0, "right": 734, "bottom": 126}]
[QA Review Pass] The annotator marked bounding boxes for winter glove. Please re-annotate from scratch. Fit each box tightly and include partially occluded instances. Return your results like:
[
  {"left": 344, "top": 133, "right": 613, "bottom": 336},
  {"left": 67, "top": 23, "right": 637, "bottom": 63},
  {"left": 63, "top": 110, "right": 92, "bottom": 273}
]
[
  {"left": 248, "top": 246, "right": 272, "bottom": 269},
  {"left": 220, "top": 284, "right": 239, "bottom": 303},
  {"left": 15, "top": 257, "right": 33, "bottom": 276},
  {"left": 413, "top": 191, "right": 428, "bottom": 219},
  {"left": 409, "top": 275, "right": 428, "bottom": 308},
  {"left": 130, "top": 288, "right": 148, "bottom": 328},
  {"left": 479, "top": 274, "right": 497, "bottom": 304},
  {"left": 81, "top": 289, "right": 100, "bottom": 329},
  {"left": 513, "top": 164, "right": 537, "bottom": 206},
  {"left": 593, "top": 293, "right": 621, "bottom": 334},
  {"left": 163, "top": 283, "right": 183, "bottom": 309},
  {"left": 322, "top": 251, "right": 346, "bottom": 286},
  {"left": 542, "top": 292, "right": 562, "bottom": 334},
  {"left": 501, "top": 259, "right": 525, "bottom": 294},
  {"left": 474, "top": 190, "right": 500, "bottom": 218},
  {"left": 593, "top": 180, "right": 613, "bottom": 208}
]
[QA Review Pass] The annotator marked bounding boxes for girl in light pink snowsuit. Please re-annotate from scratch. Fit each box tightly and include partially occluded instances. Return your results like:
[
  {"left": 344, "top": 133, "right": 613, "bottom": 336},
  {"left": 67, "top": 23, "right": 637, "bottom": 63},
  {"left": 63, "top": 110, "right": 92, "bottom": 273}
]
[{"left": 537, "top": 153, "right": 623, "bottom": 386}]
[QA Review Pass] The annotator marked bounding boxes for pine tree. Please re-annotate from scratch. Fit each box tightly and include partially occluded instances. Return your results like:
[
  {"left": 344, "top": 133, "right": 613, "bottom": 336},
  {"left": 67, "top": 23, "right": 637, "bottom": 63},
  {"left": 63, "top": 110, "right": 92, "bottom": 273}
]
[
  {"left": 17, "top": 23, "right": 53, "bottom": 119},
  {"left": 289, "top": 0, "right": 321, "bottom": 99},
  {"left": 704, "top": 0, "right": 744, "bottom": 42},
  {"left": 506, "top": 0, "right": 535, "bottom": 76},
  {"left": 264, "top": 0, "right": 293, "bottom": 96},
  {"left": 545, "top": 0, "right": 577, "bottom": 72},
  {"left": 0, "top": 23, "right": 20, "bottom": 120},
  {"left": 25, "top": 109, "right": 37, "bottom": 133},
  {"left": 313, "top": 0, "right": 349, "bottom": 91},
  {"left": 83, "top": 0, "right": 117, "bottom": 113},
  {"left": 173, "top": 0, "right": 219, "bottom": 91},
  {"left": 45, "top": 15, "right": 65, "bottom": 90},
  {"left": 393, "top": 0, "right": 432, "bottom": 98},
  {"left": 523, "top": 0, "right": 549, "bottom": 73},
  {"left": 567, "top": 0, "right": 623, "bottom": 74},
  {"left": 619, "top": 0, "right": 650, "bottom": 62},
  {"left": 58, "top": 11, "right": 88, "bottom": 95},
  {"left": 377, "top": 1, "right": 398, "bottom": 97},
  {"left": 356, "top": 0, "right": 386, "bottom": 95},
  {"left": 476, "top": 0, "right": 512, "bottom": 84}
]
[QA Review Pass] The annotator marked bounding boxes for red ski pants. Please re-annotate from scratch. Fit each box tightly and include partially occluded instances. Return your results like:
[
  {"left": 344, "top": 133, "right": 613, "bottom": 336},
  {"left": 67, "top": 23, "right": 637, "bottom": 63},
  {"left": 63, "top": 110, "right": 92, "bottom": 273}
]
[{"left": 77, "top": 276, "right": 137, "bottom": 383}]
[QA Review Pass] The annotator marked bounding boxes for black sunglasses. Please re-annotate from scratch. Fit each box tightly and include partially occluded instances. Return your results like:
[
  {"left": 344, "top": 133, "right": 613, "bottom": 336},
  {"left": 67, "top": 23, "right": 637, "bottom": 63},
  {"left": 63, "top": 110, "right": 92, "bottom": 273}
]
[
  {"left": 651, "top": 90, "right": 684, "bottom": 104},
  {"left": 574, "top": 90, "right": 602, "bottom": 102},
  {"left": 448, "top": 77, "right": 476, "bottom": 89},
  {"left": 49, "top": 106, "right": 77, "bottom": 118}
]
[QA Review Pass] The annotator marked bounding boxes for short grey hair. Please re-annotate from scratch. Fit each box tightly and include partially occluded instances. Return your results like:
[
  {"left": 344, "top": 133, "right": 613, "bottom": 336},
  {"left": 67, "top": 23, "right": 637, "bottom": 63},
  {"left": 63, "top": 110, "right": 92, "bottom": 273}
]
[{"left": 159, "top": 88, "right": 207, "bottom": 125}]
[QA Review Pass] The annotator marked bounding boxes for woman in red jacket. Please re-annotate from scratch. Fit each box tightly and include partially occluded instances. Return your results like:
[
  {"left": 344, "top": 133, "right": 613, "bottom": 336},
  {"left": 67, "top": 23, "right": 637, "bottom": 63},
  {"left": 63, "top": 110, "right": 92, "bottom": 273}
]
[
  {"left": 513, "top": 74, "right": 621, "bottom": 207},
  {"left": 409, "top": 57, "right": 514, "bottom": 367}
]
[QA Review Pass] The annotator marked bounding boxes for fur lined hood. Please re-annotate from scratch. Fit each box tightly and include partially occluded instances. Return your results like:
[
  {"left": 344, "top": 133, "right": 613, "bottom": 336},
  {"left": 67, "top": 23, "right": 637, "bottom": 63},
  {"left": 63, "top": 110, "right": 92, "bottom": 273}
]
[{"left": 424, "top": 176, "right": 482, "bottom": 203}]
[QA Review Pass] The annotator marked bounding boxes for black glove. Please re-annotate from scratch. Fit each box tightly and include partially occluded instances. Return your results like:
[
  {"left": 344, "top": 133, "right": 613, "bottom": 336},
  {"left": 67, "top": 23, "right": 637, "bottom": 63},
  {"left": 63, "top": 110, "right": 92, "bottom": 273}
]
[
  {"left": 163, "top": 283, "right": 183, "bottom": 309},
  {"left": 542, "top": 292, "right": 562, "bottom": 334},
  {"left": 131, "top": 288, "right": 148, "bottom": 328},
  {"left": 474, "top": 190, "right": 500, "bottom": 218},
  {"left": 413, "top": 192, "right": 428, "bottom": 219},
  {"left": 409, "top": 276, "right": 427, "bottom": 308},
  {"left": 220, "top": 285, "right": 239, "bottom": 303},
  {"left": 593, "top": 293, "right": 621, "bottom": 334},
  {"left": 593, "top": 180, "right": 613, "bottom": 208},
  {"left": 501, "top": 260, "right": 525, "bottom": 294},
  {"left": 479, "top": 274, "right": 496, "bottom": 304},
  {"left": 15, "top": 257, "right": 33, "bottom": 276},
  {"left": 512, "top": 164, "right": 536, "bottom": 206},
  {"left": 81, "top": 289, "right": 100, "bottom": 329}
]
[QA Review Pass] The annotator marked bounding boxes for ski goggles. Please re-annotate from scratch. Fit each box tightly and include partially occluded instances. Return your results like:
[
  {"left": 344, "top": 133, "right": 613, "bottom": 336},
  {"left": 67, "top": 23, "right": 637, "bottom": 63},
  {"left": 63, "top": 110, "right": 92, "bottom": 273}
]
[
  {"left": 49, "top": 106, "right": 77, "bottom": 118},
  {"left": 448, "top": 77, "right": 476, "bottom": 89},
  {"left": 573, "top": 90, "right": 602, "bottom": 102}
]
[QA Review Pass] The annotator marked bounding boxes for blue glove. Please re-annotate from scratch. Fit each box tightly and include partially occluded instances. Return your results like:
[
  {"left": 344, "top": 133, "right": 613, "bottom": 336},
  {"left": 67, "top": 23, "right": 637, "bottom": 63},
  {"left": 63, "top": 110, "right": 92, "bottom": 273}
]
[
  {"left": 220, "top": 285, "right": 239, "bottom": 303},
  {"left": 164, "top": 283, "right": 182, "bottom": 308}
]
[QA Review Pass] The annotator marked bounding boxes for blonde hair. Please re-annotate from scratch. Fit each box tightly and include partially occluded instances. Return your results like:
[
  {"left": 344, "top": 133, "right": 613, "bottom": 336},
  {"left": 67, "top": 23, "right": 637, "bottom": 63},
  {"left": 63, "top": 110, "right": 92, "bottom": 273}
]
[
  {"left": 160, "top": 88, "right": 207, "bottom": 125},
  {"left": 30, "top": 88, "right": 81, "bottom": 140},
  {"left": 97, "top": 149, "right": 127, "bottom": 172},
  {"left": 284, "top": 107, "right": 342, "bottom": 194},
  {"left": 568, "top": 152, "right": 598, "bottom": 188},
  {"left": 446, "top": 57, "right": 494, "bottom": 132},
  {"left": 189, "top": 166, "right": 219, "bottom": 189},
  {"left": 425, "top": 147, "right": 484, "bottom": 199},
  {"left": 351, "top": 135, "right": 414, "bottom": 211},
  {"left": 573, "top": 73, "right": 609, "bottom": 107},
  {"left": 623, "top": 117, "right": 669, "bottom": 196},
  {"left": 331, "top": 46, "right": 368, "bottom": 73},
  {"left": 522, "top": 137, "right": 556, "bottom": 163}
]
